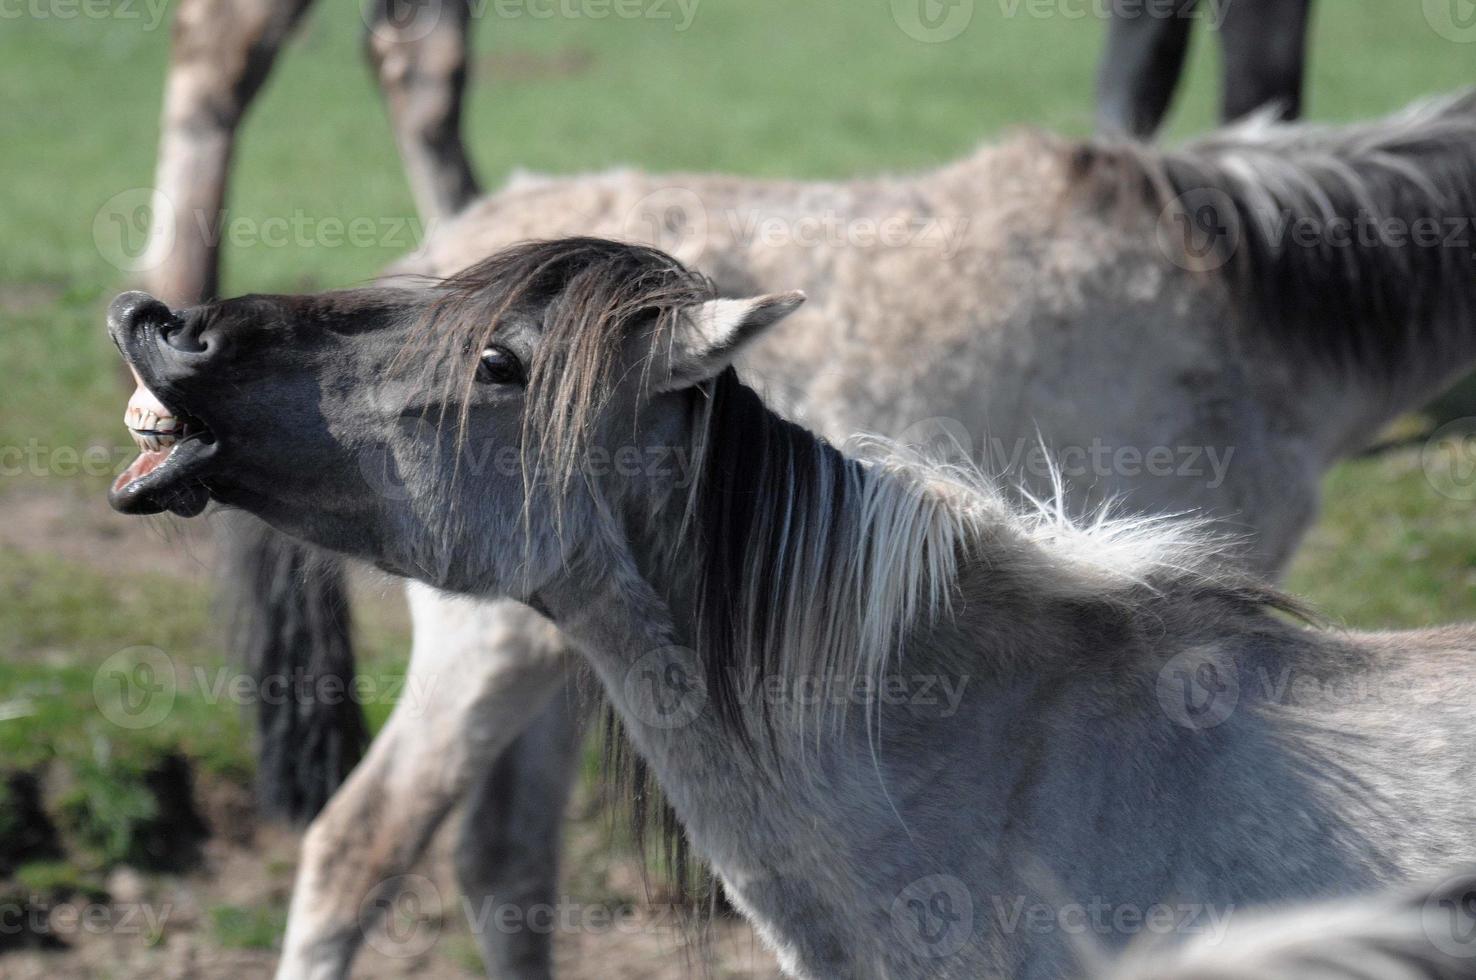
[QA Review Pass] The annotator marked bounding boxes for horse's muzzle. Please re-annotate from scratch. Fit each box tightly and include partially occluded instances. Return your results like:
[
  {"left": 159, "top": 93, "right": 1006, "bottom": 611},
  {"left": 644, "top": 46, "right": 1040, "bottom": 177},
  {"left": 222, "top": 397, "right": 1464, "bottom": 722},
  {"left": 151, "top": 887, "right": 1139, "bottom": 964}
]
[{"left": 106, "top": 291, "right": 217, "bottom": 517}]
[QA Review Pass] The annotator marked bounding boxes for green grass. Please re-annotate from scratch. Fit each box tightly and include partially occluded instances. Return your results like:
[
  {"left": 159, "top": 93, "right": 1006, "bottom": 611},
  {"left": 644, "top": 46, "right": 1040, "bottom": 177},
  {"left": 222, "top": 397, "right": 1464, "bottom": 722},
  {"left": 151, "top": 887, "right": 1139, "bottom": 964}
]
[
  {"left": 2, "top": 0, "right": 1473, "bottom": 459},
  {"left": 0, "top": 0, "right": 1473, "bottom": 902},
  {"left": 0, "top": 548, "right": 248, "bottom": 778},
  {"left": 1287, "top": 444, "right": 1476, "bottom": 628},
  {"left": 209, "top": 903, "right": 287, "bottom": 951}
]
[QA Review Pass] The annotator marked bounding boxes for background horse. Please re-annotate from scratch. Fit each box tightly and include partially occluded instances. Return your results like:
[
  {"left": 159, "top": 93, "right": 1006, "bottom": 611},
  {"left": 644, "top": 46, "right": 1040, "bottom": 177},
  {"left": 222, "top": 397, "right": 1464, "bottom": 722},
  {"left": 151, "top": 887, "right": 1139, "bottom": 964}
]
[{"left": 1096, "top": 0, "right": 1315, "bottom": 137}]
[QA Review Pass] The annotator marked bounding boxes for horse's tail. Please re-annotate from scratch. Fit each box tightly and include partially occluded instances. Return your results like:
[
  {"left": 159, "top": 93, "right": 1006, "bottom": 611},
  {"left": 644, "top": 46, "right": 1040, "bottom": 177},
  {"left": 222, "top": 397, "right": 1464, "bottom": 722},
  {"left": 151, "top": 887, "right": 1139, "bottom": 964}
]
[
  {"left": 1073, "top": 89, "right": 1476, "bottom": 384},
  {"left": 217, "top": 512, "right": 367, "bottom": 822},
  {"left": 1099, "top": 870, "right": 1476, "bottom": 979}
]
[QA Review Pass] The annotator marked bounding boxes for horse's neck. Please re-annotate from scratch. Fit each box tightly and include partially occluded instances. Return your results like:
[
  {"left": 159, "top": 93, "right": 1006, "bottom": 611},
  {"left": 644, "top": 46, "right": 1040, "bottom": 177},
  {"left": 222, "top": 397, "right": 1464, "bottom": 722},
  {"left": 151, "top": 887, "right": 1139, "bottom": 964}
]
[
  {"left": 533, "top": 524, "right": 1011, "bottom": 979},
  {"left": 1244, "top": 305, "right": 1476, "bottom": 463}
]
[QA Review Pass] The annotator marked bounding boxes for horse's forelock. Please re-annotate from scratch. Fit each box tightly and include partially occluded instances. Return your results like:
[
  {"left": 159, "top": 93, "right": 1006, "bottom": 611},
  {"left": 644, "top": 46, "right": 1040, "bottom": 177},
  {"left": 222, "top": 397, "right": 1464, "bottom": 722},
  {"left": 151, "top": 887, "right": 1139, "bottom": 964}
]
[{"left": 394, "top": 238, "right": 715, "bottom": 514}]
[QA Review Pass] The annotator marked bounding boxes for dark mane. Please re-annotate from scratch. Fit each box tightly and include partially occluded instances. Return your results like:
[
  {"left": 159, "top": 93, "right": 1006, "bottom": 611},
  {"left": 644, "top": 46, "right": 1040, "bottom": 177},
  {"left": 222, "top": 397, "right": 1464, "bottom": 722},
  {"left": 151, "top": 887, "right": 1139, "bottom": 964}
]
[
  {"left": 1066, "top": 90, "right": 1476, "bottom": 378},
  {"left": 689, "top": 367, "right": 865, "bottom": 739}
]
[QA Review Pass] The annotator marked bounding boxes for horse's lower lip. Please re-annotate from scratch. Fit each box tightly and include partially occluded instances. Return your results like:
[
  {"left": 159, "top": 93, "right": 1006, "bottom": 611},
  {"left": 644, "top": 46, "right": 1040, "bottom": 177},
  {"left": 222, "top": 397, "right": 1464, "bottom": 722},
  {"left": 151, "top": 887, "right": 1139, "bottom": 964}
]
[
  {"left": 108, "top": 431, "right": 217, "bottom": 517},
  {"left": 112, "top": 350, "right": 218, "bottom": 517}
]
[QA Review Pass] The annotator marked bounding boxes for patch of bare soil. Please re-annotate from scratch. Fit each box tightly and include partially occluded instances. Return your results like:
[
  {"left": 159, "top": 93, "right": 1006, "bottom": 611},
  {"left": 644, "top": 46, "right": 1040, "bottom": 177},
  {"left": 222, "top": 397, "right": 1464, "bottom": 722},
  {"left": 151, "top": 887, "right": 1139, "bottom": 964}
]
[
  {"left": 1, "top": 282, "right": 65, "bottom": 316},
  {"left": 478, "top": 46, "right": 595, "bottom": 82},
  {"left": 0, "top": 476, "right": 411, "bottom": 635},
  {"left": 2, "top": 808, "right": 779, "bottom": 979},
  {"left": 0, "top": 477, "right": 217, "bottom": 580}
]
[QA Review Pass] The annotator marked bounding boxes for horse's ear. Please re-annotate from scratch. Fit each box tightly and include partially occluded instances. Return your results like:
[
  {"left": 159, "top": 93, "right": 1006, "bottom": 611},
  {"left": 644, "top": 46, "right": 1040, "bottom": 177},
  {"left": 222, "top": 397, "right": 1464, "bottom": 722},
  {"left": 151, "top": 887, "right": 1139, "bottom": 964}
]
[{"left": 658, "top": 291, "right": 806, "bottom": 391}]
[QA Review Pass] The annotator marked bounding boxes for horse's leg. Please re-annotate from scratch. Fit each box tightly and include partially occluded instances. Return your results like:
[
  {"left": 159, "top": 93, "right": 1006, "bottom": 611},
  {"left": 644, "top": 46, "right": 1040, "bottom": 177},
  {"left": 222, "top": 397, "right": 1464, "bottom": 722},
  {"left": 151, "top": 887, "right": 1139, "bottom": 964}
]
[
  {"left": 455, "top": 692, "right": 585, "bottom": 980},
  {"left": 148, "top": 0, "right": 315, "bottom": 306},
  {"left": 275, "top": 589, "right": 572, "bottom": 980},
  {"left": 1215, "top": 0, "right": 1313, "bottom": 123},
  {"left": 1094, "top": 0, "right": 1199, "bottom": 138},
  {"left": 364, "top": 0, "right": 481, "bottom": 222}
]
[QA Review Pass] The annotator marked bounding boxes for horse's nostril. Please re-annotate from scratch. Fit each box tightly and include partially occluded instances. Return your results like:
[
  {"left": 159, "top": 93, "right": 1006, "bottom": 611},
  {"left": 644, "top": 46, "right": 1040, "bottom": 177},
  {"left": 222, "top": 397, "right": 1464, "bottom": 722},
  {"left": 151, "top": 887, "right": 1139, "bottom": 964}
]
[{"left": 161, "top": 318, "right": 208, "bottom": 354}]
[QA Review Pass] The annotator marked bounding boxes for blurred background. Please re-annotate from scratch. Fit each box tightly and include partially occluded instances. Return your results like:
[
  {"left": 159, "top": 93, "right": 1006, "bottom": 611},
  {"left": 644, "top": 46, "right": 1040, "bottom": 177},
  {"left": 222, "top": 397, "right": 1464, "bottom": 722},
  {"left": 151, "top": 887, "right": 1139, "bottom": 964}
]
[{"left": 1, "top": 0, "right": 1473, "bottom": 976}]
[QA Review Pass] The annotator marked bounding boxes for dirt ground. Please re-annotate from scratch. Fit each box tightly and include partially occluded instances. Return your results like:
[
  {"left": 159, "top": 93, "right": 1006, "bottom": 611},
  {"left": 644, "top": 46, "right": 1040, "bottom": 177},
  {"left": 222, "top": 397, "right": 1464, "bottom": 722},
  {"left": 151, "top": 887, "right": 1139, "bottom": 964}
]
[
  {"left": 0, "top": 479, "right": 780, "bottom": 978},
  {"left": 1, "top": 822, "right": 781, "bottom": 979},
  {"left": 1, "top": 821, "right": 780, "bottom": 979}
]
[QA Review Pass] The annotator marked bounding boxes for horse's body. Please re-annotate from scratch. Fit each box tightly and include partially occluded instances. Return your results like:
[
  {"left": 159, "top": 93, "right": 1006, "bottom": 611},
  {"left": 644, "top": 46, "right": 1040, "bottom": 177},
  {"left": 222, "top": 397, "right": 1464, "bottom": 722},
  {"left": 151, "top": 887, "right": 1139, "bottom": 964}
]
[
  {"left": 105, "top": 233, "right": 1476, "bottom": 979},
  {"left": 238, "top": 95, "right": 1476, "bottom": 977},
  {"left": 136, "top": 2, "right": 1340, "bottom": 974}
]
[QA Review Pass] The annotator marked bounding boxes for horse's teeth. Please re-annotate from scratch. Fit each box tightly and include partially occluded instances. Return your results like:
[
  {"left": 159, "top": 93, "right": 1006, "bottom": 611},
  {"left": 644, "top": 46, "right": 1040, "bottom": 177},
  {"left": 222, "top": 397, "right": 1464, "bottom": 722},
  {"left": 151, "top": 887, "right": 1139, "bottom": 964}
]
[
  {"left": 124, "top": 380, "right": 187, "bottom": 455},
  {"left": 128, "top": 429, "right": 179, "bottom": 454}
]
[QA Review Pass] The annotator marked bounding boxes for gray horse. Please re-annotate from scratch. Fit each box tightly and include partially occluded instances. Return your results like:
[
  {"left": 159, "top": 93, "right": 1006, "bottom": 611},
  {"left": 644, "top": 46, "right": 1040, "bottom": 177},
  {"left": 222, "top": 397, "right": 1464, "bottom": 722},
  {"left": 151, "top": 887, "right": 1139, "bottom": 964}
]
[
  {"left": 212, "top": 92, "right": 1476, "bottom": 979},
  {"left": 1103, "top": 869, "right": 1476, "bottom": 979},
  {"left": 106, "top": 236, "right": 1476, "bottom": 979},
  {"left": 140, "top": 91, "right": 1476, "bottom": 977}
]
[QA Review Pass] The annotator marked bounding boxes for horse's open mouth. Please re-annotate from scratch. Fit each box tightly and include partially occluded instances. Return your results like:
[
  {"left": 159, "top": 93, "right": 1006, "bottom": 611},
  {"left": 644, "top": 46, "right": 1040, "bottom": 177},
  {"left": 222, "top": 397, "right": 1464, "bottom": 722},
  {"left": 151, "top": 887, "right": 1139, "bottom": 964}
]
[{"left": 108, "top": 368, "right": 217, "bottom": 517}]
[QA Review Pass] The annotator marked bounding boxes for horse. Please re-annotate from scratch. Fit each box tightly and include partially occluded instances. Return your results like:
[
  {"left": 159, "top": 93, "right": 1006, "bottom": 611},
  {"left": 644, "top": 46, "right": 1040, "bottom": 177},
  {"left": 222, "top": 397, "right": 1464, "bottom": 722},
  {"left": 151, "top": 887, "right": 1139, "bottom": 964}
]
[
  {"left": 1102, "top": 869, "right": 1476, "bottom": 979},
  {"left": 142, "top": 0, "right": 1317, "bottom": 307},
  {"left": 1096, "top": 0, "right": 1315, "bottom": 137},
  {"left": 200, "top": 93, "right": 1476, "bottom": 977},
  {"left": 105, "top": 235, "right": 1476, "bottom": 979},
  {"left": 137, "top": 1, "right": 1340, "bottom": 972}
]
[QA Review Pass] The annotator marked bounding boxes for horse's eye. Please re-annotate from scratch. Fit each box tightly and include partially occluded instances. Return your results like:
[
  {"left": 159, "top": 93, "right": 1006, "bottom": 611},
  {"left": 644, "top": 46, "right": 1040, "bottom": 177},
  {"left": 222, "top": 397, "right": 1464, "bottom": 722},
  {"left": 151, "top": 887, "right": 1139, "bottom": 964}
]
[{"left": 476, "top": 345, "right": 524, "bottom": 385}]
